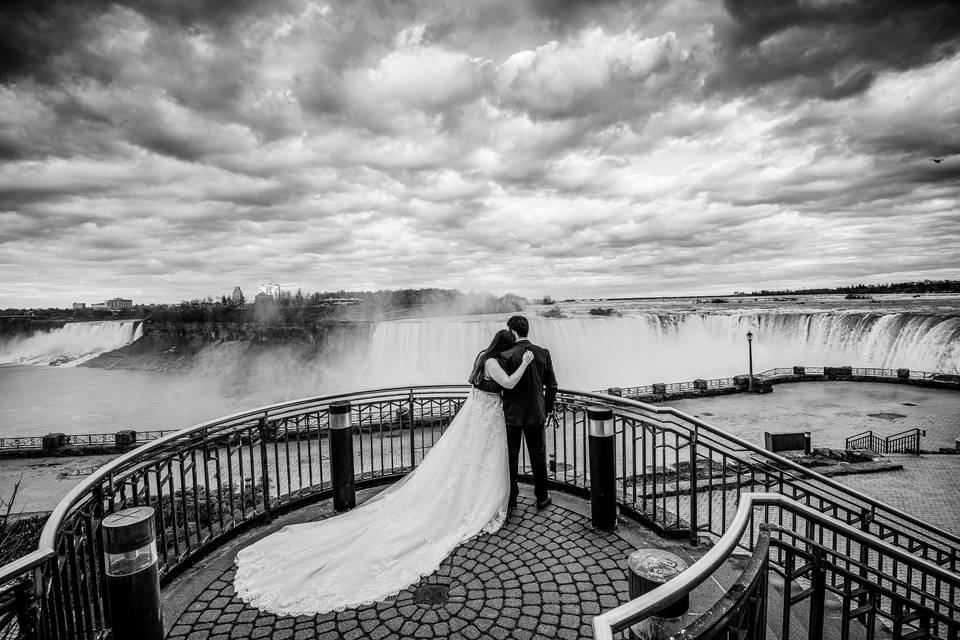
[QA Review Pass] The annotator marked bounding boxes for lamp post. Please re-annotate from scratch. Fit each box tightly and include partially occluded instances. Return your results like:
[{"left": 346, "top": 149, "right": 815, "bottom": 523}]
[{"left": 746, "top": 331, "right": 754, "bottom": 392}]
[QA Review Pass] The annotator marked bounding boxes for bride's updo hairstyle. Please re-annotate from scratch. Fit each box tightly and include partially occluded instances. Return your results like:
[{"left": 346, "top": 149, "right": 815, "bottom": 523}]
[{"left": 467, "top": 329, "right": 516, "bottom": 386}]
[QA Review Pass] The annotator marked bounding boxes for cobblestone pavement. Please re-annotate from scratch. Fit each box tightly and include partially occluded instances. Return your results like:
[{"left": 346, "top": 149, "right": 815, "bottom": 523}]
[{"left": 165, "top": 496, "right": 637, "bottom": 640}]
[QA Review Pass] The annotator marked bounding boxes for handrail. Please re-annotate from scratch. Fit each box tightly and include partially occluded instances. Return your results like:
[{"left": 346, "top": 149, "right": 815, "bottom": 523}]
[
  {"left": 591, "top": 492, "right": 960, "bottom": 640},
  {"left": 2, "top": 381, "right": 959, "bottom": 640},
  {"left": 38, "top": 384, "right": 472, "bottom": 550},
  {"left": 33, "top": 383, "right": 960, "bottom": 560},
  {"left": 572, "top": 389, "right": 960, "bottom": 548},
  {"left": 0, "top": 550, "right": 54, "bottom": 584}
]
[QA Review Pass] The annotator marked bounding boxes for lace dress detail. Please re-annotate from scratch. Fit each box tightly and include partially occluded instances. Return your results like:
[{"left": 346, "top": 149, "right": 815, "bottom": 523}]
[{"left": 233, "top": 388, "right": 509, "bottom": 616}]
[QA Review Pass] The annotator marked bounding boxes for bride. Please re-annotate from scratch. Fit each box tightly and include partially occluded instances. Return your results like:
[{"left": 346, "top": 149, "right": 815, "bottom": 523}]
[{"left": 234, "top": 329, "right": 534, "bottom": 616}]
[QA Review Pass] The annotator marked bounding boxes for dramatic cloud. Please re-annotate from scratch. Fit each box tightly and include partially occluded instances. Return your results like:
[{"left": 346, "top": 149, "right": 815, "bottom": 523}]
[{"left": 1, "top": 0, "right": 959, "bottom": 307}]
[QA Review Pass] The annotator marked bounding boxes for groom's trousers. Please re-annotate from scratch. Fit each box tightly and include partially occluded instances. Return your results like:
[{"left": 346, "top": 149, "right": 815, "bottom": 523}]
[{"left": 506, "top": 423, "right": 549, "bottom": 503}]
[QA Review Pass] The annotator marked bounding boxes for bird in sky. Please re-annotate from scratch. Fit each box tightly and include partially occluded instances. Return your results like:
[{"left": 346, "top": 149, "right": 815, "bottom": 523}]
[{"left": 931, "top": 158, "right": 943, "bottom": 163}]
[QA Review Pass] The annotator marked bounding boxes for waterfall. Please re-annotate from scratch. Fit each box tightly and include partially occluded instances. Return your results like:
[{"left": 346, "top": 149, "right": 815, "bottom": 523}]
[
  {"left": 0, "top": 320, "right": 144, "bottom": 367},
  {"left": 357, "top": 312, "right": 960, "bottom": 390}
]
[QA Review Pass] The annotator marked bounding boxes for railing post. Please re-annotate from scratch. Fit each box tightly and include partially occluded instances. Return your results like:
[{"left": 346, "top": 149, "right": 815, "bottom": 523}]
[
  {"left": 808, "top": 548, "right": 826, "bottom": 640},
  {"left": 101, "top": 506, "right": 163, "bottom": 640},
  {"left": 12, "top": 577, "right": 36, "bottom": 640},
  {"left": 626, "top": 549, "right": 689, "bottom": 640},
  {"left": 407, "top": 389, "right": 416, "bottom": 467},
  {"left": 588, "top": 406, "right": 617, "bottom": 531},
  {"left": 688, "top": 427, "right": 698, "bottom": 543},
  {"left": 329, "top": 401, "right": 356, "bottom": 512},
  {"left": 857, "top": 507, "right": 872, "bottom": 608},
  {"left": 257, "top": 416, "right": 272, "bottom": 519}
]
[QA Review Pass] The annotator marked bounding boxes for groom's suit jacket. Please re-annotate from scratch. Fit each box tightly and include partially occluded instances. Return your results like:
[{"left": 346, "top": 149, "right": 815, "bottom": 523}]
[{"left": 500, "top": 339, "right": 558, "bottom": 427}]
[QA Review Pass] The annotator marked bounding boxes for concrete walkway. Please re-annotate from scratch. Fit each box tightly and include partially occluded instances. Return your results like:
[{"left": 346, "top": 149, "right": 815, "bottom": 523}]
[{"left": 666, "top": 381, "right": 960, "bottom": 534}]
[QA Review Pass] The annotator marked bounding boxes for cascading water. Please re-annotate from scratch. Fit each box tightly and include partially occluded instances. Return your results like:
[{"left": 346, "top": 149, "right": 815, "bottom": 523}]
[
  {"left": 359, "top": 312, "right": 960, "bottom": 390},
  {"left": 0, "top": 320, "right": 144, "bottom": 367}
]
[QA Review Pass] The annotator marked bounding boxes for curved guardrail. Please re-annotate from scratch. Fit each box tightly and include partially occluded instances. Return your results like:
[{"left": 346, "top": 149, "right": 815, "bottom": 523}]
[
  {"left": 593, "top": 493, "right": 960, "bottom": 639},
  {"left": 1, "top": 383, "right": 959, "bottom": 639}
]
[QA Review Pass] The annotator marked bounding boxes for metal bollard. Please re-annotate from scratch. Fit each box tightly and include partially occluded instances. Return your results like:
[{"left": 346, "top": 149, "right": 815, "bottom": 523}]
[
  {"left": 627, "top": 549, "right": 689, "bottom": 640},
  {"left": 588, "top": 406, "right": 617, "bottom": 531},
  {"left": 329, "top": 401, "right": 356, "bottom": 512},
  {"left": 102, "top": 506, "right": 163, "bottom": 640}
]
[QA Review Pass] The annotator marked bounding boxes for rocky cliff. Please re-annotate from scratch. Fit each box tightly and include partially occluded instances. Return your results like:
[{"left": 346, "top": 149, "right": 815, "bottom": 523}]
[{"left": 82, "top": 319, "right": 371, "bottom": 372}]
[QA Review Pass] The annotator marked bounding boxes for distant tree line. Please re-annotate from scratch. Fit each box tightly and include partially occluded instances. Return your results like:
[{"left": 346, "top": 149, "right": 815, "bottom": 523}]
[
  {"left": 2, "top": 288, "right": 526, "bottom": 325},
  {"left": 743, "top": 279, "right": 960, "bottom": 296}
]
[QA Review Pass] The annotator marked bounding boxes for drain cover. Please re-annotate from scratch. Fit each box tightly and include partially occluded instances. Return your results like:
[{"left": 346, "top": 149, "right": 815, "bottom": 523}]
[
  {"left": 412, "top": 583, "right": 449, "bottom": 605},
  {"left": 868, "top": 412, "right": 907, "bottom": 421}
]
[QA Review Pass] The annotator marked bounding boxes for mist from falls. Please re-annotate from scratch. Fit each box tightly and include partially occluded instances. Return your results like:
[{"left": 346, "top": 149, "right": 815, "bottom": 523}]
[{"left": 359, "top": 312, "right": 960, "bottom": 391}]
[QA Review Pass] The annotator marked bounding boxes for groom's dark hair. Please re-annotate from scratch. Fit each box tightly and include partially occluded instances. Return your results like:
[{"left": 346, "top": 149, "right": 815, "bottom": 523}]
[{"left": 507, "top": 315, "right": 529, "bottom": 338}]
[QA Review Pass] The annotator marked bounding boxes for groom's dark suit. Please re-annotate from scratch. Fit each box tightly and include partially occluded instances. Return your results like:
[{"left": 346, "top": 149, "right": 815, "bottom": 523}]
[{"left": 500, "top": 339, "right": 558, "bottom": 505}]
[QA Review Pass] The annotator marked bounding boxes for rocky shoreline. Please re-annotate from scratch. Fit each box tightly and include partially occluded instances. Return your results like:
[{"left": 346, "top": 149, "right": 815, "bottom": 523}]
[{"left": 81, "top": 318, "right": 372, "bottom": 372}]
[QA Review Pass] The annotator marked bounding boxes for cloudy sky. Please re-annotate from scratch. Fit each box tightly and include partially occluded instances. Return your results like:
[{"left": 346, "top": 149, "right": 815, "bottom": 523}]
[{"left": 2, "top": 0, "right": 959, "bottom": 307}]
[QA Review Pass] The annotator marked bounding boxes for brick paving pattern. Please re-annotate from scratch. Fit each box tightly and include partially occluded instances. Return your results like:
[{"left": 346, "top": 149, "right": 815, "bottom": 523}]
[
  {"left": 165, "top": 497, "right": 633, "bottom": 640},
  {"left": 831, "top": 455, "right": 960, "bottom": 535}
]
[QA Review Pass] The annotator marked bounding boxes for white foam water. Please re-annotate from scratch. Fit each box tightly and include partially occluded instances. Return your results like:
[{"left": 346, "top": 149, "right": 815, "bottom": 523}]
[
  {"left": 0, "top": 320, "right": 144, "bottom": 367},
  {"left": 359, "top": 312, "right": 960, "bottom": 390}
]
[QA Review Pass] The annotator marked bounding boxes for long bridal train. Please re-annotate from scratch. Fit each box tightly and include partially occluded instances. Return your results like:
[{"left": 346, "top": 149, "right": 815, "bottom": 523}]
[{"left": 233, "top": 388, "right": 510, "bottom": 616}]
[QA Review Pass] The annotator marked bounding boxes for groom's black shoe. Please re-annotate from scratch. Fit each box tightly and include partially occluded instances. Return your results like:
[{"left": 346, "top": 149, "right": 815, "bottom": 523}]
[{"left": 536, "top": 496, "right": 552, "bottom": 510}]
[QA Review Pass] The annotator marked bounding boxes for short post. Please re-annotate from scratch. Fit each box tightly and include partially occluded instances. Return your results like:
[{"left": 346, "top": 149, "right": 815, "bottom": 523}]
[
  {"left": 588, "top": 406, "right": 617, "bottom": 531},
  {"left": 627, "top": 549, "right": 689, "bottom": 640},
  {"left": 115, "top": 430, "right": 136, "bottom": 448},
  {"left": 746, "top": 331, "right": 754, "bottom": 392},
  {"left": 102, "top": 506, "right": 163, "bottom": 640},
  {"left": 42, "top": 433, "right": 66, "bottom": 450},
  {"left": 329, "top": 401, "right": 356, "bottom": 512}
]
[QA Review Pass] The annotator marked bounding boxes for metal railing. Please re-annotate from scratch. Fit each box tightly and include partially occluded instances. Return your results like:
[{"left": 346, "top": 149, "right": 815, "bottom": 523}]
[
  {"left": 0, "top": 431, "right": 175, "bottom": 451},
  {"left": 601, "top": 366, "right": 950, "bottom": 398},
  {"left": 593, "top": 493, "right": 960, "bottom": 639},
  {"left": 2, "top": 384, "right": 959, "bottom": 639},
  {"left": 846, "top": 428, "right": 924, "bottom": 454}
]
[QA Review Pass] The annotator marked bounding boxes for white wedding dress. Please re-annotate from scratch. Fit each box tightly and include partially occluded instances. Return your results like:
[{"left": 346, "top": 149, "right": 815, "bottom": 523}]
[{"left": 233, "top": 388, "right": 510, "bottom": 616}]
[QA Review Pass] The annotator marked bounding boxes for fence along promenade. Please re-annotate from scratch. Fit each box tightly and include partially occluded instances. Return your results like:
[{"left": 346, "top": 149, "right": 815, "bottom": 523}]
[{"left": 0, "top": 377, "right": 957, "bottom": 638}]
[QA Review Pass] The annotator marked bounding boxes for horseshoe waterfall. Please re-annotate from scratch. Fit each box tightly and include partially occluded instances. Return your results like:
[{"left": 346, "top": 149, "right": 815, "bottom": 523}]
[{"left": 361, "top": 312, "right": 960, "bottom": 390}]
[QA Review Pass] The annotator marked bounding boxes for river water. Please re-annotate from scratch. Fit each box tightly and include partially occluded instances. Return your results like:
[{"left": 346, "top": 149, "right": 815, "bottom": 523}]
[{"left": 1, "top": 293, "right": 959, "bottom": 437}]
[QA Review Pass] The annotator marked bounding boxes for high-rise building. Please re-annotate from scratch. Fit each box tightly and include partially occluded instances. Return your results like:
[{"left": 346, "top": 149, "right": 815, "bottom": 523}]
[
  {"left": 258, "top": 283, "right": 282, "bottom": 299},
  {"left": 105, "top": 298, "right": 133, "bottom": 310},
  {"left": 232, "top": 286, "right": 245, "bottom": 304},
  {"left": 72, "top": 303, "right": 86, "bottom": 309}
]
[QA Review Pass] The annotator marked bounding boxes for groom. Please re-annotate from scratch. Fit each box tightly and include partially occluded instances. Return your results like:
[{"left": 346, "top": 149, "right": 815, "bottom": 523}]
[{"left": 500, "top": 315, "right": 558, "bottom": 510}]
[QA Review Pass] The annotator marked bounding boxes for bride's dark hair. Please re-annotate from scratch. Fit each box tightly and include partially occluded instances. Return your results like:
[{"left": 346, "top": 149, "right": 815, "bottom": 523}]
[{"left": 467, "top": 329, "right": 516, "bottom": 386}]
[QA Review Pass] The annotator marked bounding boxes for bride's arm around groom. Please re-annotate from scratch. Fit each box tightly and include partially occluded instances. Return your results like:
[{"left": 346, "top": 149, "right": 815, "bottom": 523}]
[{"left": 500, "top": 315, "right": 558, "bottom": 510}]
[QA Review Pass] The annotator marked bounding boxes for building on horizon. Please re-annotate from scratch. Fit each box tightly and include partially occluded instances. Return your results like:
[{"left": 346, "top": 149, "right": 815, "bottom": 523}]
[
  {"left": 258, "top": 282, "right": 282, "bottom": 299},
  {"left": 231, "top": 286, "right": 244, "bottom": 304},
  {"left": 72, "top": 303, "right": 86, "bottom": 309},
  {"left": 105, "top": 298, "right": 133, "bottom": 310},
  {"left": 253, "top": 293, "right": 276, "bottom": 306}
]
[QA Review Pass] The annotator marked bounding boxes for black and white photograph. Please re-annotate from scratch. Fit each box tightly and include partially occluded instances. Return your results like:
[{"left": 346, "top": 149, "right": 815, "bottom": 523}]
[{"left": 1, "top": 1, "right": 959, "bottom": 639}]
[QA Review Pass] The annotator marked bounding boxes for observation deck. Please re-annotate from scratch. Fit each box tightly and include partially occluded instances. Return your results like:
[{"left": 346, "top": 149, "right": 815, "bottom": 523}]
[{"left": 2, "top": 380, "right": 960, "bottom": 639}]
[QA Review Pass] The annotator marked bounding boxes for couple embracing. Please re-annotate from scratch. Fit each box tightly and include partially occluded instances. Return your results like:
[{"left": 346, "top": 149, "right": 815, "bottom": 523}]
[
  {"left": 468, "top": 314, "right": 558, "bottom": 511},
  {"left": 234, "top": 315, "right": 559, "bottom": 616}
]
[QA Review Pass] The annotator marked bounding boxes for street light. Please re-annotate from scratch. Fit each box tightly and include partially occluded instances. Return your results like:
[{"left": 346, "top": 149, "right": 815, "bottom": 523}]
[{"left": 746, "top": 331, "right": 754, "bottom": 392}]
